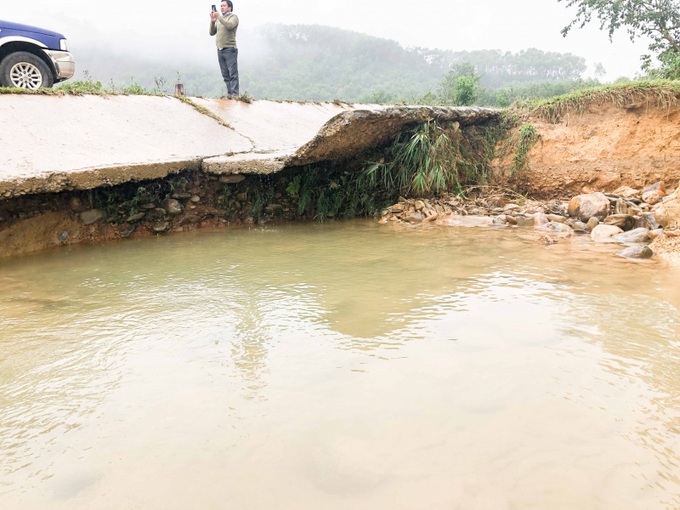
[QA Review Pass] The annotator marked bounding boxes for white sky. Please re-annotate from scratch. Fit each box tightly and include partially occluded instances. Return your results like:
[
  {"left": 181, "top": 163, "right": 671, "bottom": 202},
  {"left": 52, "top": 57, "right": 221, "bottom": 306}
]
[{"left": 2, "top": 0, "right": 649, "bottom": 80}]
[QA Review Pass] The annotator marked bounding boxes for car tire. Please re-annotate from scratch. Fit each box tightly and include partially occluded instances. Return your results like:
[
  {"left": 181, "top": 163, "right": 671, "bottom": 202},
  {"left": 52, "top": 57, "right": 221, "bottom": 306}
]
[{"left": 0, "top": 51, "right": 54, "bottom": 90}]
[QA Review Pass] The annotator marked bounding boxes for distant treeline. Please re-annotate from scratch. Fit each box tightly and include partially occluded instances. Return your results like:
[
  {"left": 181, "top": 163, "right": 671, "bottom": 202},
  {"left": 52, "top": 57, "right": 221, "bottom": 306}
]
[{"left": 68, "top": 23, "right": 603, "bottom": 105}]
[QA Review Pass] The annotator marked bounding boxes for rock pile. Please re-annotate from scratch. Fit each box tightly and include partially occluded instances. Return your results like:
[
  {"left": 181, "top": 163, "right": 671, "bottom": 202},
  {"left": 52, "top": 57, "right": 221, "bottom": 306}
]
[{"left": 379, "top": 182, "right": 680, "bottom": 262}]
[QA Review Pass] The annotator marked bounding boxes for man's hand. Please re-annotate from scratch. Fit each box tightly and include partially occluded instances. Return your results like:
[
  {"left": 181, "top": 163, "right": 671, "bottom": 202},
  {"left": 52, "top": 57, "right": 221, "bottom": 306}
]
[{"left": 210, "top": 11, "right": 218, "bottom": 22}]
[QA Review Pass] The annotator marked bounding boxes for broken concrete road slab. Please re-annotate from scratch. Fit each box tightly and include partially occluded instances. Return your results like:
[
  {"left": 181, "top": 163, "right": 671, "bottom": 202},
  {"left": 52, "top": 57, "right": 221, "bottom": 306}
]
[{"left": 0, "top": 93, "right": 501, "bottom": 199}]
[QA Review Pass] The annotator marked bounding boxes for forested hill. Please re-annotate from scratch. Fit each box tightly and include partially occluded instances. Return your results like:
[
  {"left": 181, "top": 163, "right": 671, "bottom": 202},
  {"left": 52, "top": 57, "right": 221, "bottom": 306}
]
[{"left": 72, "top": 24, "right": 589, "bottom": 102}]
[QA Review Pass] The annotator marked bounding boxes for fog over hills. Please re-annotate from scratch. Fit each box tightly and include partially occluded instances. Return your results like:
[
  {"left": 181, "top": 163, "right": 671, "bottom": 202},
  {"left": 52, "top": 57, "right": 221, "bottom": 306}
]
[
  {"left": 59, "top": 24, "right": 593, "bottom": 103},
  {"left": 4, "top": 0, "right": 648, "bottom": 85}
]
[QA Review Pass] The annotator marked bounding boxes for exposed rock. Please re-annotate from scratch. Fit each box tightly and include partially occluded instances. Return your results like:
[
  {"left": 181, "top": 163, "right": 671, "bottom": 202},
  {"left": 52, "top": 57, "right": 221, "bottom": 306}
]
[
  {"left": 546, "top": 214, "right": 566, "bottom": 223},
  {"left": 403, "top": 212, "right": 425, "bottom": 223},
  {"left": 634, "top": 212, "right": 661, "bottom": 230},
  {"left": 590, "top": 224, "right": 623, "bottom": 243},
  {"left": 654, "top": 187, "right": 680, "bottom": 229},
  {"left": 423, "top": 208, "right": 439, "bottom": 222},
  {"left": 179, "top": 214, "right": 201, "bottom": 226},
  {"left": 537, "top": 234, "right": 558, "bottom": 245},
  {"left": 126, "top": 212, "right": 146, "bottom": 222},
  {"left": 648, "top": 228, "right": 664, "bottom": 240},
  {"left": 641, "top": 181, "right": 666, "bottom": 205},
  {"left": 603, "top": 214, "right": 635, "bottom": 231},
  {"left": 516, "top": 216, "right": 535, "bottom": 227},
  {"left": 617, "top": 245, "right": 653, "bottom": 259},
  {"left": 570, "top": 220, "right": 588, "bottom": 233},
  {"left": 68, "top": 197, "right": 88, "bottom": 213},
  {"left": 542, "top": 222, "right": 573, "bottom": 235},
  {"left": 586, "top": 217, "right": 600, "bottom": 231},
  {"left": 611, "top": 186, "right": 639, "bottom": 199},
  {"left": 568, "top": 192, "right": 610, "bottom": 221},
  {"left": 533, "top": 212, "right": 550, "bottom": 226},
  {"left": 119, "top": 223, "right": 136, "bottom": 238},
  {"left": 219, "top": 174, "right": 246, "bottom": 184},
  {"left": 386, "top": 203, "right": 407, "bottom": 214},
  {"left": 80, "top": 209, "right": 104, "bottom": 225},
  {"left": 612, "top": 227, "right": 650, "bottom": 244},
  {"left": 163, "top": 198, "right": 183, "bottom": 215},
  {"left": 152, "top": 222, "right": 170, "bottom": 233}
]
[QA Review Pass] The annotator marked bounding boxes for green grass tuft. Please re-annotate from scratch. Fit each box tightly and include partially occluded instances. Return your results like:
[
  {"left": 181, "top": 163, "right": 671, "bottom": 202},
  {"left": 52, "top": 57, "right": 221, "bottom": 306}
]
[{"left": 509, "top": 79, "right": 680, "bottom": 123}]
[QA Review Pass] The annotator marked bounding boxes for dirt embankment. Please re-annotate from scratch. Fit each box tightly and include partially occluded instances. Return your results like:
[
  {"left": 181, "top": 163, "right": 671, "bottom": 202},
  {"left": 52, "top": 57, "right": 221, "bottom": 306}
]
[{"left": 492, "top": 99, "right": 680, "bottom": 197}]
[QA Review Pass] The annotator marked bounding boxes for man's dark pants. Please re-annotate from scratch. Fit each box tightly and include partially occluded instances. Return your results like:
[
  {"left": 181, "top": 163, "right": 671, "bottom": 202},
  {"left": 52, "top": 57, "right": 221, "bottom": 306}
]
[{"left": 217, "top": 47, "right": 239, "bottom": 97}]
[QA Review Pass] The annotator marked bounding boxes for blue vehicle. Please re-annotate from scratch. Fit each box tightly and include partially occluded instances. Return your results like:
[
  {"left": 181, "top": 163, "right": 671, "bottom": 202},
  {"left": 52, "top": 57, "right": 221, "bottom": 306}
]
[{"left": 0, "top": 20, "right": 75, "bottom": 89}]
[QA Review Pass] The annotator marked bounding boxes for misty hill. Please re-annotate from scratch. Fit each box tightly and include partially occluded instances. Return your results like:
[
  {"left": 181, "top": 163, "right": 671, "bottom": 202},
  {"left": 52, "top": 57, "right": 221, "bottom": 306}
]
[{"left": 71, "top": 24, "right": 588, "bottom": 102}]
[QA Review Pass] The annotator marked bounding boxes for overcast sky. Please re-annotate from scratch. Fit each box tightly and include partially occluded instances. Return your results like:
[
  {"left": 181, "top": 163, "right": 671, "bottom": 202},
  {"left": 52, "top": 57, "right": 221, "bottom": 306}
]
[{"left": 3, "top": 0, "right": 649, "bottom": 80}]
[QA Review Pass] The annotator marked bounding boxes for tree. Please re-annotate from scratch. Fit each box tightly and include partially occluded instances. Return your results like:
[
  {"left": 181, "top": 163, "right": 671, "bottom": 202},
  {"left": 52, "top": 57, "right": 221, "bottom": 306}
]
[
  {"left": 558, "top": 0, "right": 680, "bottom": 77},
  {"left": 439, "top": 63, "right": 481, "bottom": 106}
]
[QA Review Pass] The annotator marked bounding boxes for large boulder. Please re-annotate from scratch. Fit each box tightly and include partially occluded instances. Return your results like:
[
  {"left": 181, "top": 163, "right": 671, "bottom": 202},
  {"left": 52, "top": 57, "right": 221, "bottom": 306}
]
[{"left": 568, "top": 192, "right": 611, "bottom": 222}]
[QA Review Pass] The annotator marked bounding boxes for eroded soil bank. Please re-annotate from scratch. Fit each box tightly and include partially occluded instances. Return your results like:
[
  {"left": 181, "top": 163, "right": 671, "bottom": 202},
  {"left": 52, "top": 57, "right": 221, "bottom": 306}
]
[
  {"left": 492, "top": 97, "right": 680, "bottom": 197},
  {"left": 1, "top": 94, "right": 680, "bottom": 265}
]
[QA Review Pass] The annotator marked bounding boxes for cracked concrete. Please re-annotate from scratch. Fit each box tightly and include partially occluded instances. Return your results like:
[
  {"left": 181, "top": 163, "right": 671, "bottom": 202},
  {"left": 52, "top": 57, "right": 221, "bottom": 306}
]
[{"left": 0, "top": 93, "right": 501, "bottom": 199}]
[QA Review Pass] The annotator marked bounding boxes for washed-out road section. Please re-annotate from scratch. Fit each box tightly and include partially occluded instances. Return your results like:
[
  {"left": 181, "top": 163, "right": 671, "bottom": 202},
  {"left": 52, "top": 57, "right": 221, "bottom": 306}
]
[{"left": 0, "top": 93, "right": 500, "bottom": 199}]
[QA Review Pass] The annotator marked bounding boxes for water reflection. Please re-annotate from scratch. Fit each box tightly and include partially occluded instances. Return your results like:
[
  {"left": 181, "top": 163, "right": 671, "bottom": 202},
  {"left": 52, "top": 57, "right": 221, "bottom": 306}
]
[{"left": 0, "top": 220, "right": 679, "bottom": 509}]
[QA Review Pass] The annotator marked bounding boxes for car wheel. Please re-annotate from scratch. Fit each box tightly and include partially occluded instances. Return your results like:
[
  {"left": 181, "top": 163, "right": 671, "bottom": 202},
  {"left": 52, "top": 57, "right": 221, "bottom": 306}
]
[{"left": 0, "top": 51, "right": 54, "bottom": 89}]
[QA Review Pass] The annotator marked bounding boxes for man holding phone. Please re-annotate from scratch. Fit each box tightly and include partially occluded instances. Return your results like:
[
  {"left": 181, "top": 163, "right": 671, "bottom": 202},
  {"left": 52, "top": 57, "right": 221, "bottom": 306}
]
[{"left": 209, "top": 0, "right": 239, "bottom": 98}]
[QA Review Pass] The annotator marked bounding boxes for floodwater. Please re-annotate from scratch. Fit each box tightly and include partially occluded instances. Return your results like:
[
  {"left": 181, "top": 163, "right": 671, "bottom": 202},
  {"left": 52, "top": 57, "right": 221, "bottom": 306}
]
[{"left": 0, "top": 220, "right": 679, "bottom": 510}]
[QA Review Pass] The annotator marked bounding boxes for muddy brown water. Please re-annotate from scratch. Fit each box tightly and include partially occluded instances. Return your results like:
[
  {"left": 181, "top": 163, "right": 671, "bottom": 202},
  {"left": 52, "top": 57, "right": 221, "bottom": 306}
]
[{"left": 1, "top": 220, "right": 679, "bottom": 510}]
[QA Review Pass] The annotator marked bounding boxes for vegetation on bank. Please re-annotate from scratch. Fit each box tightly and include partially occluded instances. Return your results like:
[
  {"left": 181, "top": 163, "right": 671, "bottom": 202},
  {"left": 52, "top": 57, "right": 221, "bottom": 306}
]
[{"left": 508, "top": 79, "right": 680, "bottom": 123}]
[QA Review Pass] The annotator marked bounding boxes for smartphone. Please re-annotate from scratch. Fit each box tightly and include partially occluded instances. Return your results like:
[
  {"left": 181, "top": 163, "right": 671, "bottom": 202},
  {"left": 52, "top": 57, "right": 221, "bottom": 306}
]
[{"left": 211, "top": 4, "right": 217, "bottom": 11}]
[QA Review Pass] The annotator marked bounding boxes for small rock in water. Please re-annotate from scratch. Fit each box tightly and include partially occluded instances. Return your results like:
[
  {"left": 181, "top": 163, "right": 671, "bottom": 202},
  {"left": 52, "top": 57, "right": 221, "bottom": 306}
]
[{"left": 617, "top": 245, "right": 653, "bottom": 259}]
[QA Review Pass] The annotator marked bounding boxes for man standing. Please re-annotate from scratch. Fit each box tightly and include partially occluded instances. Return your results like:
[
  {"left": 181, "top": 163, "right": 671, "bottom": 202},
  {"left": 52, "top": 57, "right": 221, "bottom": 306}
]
[{"left": 209, "top": 0, "right": 239, "bottom": 98}]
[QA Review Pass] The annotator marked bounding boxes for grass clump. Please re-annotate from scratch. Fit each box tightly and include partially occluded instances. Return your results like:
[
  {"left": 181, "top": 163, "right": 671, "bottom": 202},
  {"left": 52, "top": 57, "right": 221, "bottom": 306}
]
[
  {"left": 512, "top": 123, "right": 538, "bottom": 175},
  {"left": 360, "top": 120, "right": 502, "bottom": 199},
  {"left": 56, "top": 80, "right": 108, "bottom": 95},
  {"left": 510, "top": 79, "right": 680, "bottom": 123},
  {"left": 235, "top": 92, "right": 254, "bottom": 103}
]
